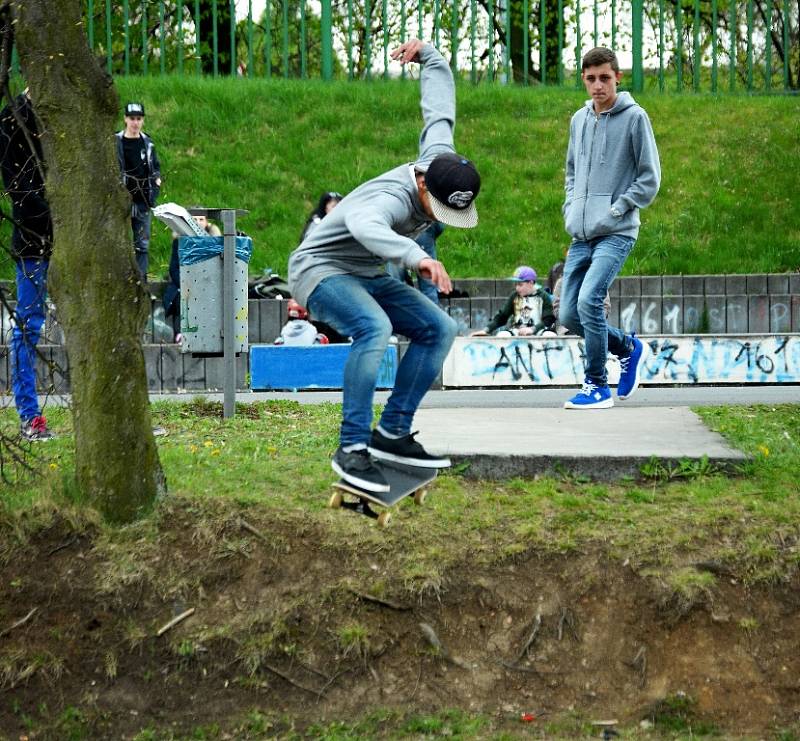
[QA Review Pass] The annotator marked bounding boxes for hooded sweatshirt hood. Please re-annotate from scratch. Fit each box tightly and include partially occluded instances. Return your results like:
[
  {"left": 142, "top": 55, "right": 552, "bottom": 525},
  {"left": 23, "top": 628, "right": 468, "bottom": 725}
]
[{"left": 563, "top": 90, "right": 660, "bottom": 242}]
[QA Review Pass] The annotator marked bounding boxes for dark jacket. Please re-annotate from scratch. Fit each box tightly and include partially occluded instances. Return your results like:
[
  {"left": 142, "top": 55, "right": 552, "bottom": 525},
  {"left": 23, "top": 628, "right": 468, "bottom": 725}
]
[
  {"left": 485, "top": 286, "right": 556, "bottom": 335},
  {"left": 115, "top": 129, "right": 161, "bottom": 208},
  {"left": 0, "top": 95, "right": 53, "bottom": 260}
]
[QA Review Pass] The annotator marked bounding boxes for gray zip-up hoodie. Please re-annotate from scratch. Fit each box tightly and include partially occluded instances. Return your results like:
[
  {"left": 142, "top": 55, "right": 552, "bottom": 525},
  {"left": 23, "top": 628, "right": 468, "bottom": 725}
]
[
  {"left": 288, "top": 43, "right": 455, "bottom": 308},
  {"left": 563, "top": 91, "right": 660, "bottom": 242}
]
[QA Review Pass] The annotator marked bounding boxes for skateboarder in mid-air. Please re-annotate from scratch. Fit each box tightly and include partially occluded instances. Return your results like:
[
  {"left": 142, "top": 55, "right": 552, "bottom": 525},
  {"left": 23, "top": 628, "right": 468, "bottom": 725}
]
[{"left": 288, "top": 38, "right": 481, "bottom": 493}]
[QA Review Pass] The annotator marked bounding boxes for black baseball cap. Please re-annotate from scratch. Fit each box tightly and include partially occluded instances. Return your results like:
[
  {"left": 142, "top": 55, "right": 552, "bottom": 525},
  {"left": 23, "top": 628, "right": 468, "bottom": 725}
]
[
  {"left": 125, "top": 102, "right": 145, "bottom": 117},
  {"left": 423, "top": 152, "right": 480, "bottom": 228}
]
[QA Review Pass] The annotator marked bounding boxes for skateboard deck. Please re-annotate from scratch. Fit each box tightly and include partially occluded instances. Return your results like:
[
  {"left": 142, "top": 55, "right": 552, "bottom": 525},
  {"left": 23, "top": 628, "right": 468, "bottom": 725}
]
[{"left": 329, "top": 460, "right": 438, "bottom": 527}]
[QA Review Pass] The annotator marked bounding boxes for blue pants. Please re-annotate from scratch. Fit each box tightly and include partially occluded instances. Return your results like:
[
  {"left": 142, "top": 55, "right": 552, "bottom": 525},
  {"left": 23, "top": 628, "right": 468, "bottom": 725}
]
[
  {"left": 308, "top": 274, "right": 457, "bottom": 447},
  {"left": 11, "top": 258, "right": 48, "bottom": 423},
  {"left": 132, "top": 201, "right": 151, "bottom": 277},
  {"left": 559, "top": 235, "right": 635, "bottom": 386}
]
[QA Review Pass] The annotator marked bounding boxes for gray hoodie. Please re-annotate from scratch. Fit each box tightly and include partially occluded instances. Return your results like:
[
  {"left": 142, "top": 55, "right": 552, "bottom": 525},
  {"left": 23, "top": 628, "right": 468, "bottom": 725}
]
[
  {"left": 288, "top": 44, "right": 455, "bottom": 308},
  {"left": 563, "top": 91, "right": 660, "bottom": 242}
]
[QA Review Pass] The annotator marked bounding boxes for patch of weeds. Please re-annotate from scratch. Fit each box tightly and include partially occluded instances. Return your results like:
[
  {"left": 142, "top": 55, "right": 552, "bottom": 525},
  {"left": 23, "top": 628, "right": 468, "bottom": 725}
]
[
  {"left": 53, "top": 705, "right": 90, "bottom": 741},
  {"left": 641, "top": 455, "right": 721, "bottom": 481},
  {"left": 0, "top": 648, "right": 65, "bottom": 689},
  {"left": 336, "top": 621, "right": 370, "bottom": 661},
  {"left": 738, "top": 616, "right": 760, "bottom": 634},
  {"left": 664, "top": 568, "right": 716, "bottom": 616},
  {"left": 646, "top": 691, "right": 719, "bottom": 735}
]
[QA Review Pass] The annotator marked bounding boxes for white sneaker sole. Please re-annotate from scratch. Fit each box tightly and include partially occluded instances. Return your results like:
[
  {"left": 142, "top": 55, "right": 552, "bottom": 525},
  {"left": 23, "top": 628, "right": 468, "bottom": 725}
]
[
  {"left": 563, "top": 398, "right": 615, "bottom": 409},
  {"left": 331, "top": 459, "right": 389, "bottom": 493},
  {"left": 368, "top": 446, "right": 451, "bottom": 469}
]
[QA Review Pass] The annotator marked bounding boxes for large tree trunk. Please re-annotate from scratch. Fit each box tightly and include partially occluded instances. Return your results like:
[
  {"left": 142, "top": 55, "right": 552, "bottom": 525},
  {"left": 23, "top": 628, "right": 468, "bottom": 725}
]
[{"left": 11, "top": 0, "right": 165, "bottom": 522}]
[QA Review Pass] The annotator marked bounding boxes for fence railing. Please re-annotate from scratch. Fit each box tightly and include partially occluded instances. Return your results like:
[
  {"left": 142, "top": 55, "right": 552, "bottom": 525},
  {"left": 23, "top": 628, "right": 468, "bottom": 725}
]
[{"left": 67, "top": 0, "right": 798, "bottom": 91}]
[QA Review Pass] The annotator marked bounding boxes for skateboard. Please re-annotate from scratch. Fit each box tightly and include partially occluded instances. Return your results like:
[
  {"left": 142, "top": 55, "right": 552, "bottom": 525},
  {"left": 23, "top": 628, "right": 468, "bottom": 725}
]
[{"left": 329, "top": 460, "right": 438, "bottom": 527}]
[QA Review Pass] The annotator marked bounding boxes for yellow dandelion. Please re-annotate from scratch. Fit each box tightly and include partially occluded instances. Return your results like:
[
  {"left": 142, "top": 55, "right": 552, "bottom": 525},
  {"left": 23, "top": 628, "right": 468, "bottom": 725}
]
[
  {"left": 211, "top": 449, "right": 221, "bottom": 456},
  {"left": 203, "top": 440, "right": 214, "bottom": 448},
  {"left": 189, "top": 444, "right": 199, "bottom": 453},
  {"left": 757, "top": 445, "right": 769, "bottom": 457},
  {"left": 49, "top": 463, "right": 58, "bottom": 470}
]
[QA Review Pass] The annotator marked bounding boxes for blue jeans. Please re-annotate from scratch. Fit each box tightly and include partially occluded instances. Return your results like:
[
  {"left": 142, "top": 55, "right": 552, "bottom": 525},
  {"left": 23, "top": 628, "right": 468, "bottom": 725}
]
[
  {"left": 131, "top": 201, "right": 151, "bottom": 277},
  {"left": 307, "top": 274, "right": 457, "bottom": 447},
  {"left": 11, "top": 258, "right": 48, "bottom": 422},
  {"left": 559, "top": 235, "right": 635, "bottom": 386}
]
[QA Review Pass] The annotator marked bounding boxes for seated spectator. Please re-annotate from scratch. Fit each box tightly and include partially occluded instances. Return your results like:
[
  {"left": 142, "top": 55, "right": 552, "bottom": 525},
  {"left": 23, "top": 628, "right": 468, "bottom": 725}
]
[
  {"left": 300, "top": 191, "right": 343, "bottom": 243},
  {"left": 163, "top": 214, "right": 221, "bottom": 341},
  {"left": 274, "top": 299, "right": 330, "bottom": 346},
  {"left": 470, "top": 265, "right": 556, "bottom": 337}
]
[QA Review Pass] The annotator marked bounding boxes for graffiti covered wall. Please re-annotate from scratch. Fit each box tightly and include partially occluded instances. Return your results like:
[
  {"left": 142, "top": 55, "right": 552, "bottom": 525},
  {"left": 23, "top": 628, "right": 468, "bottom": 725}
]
[{"left": 442, "top": 335, "right": 800, "bottom": 387}]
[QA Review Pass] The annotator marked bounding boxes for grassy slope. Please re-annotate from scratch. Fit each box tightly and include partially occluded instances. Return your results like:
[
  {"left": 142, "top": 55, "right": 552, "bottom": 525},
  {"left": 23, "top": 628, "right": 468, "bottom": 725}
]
[{"left": 2, "top": 78, "right": 797, "bottom": 282}]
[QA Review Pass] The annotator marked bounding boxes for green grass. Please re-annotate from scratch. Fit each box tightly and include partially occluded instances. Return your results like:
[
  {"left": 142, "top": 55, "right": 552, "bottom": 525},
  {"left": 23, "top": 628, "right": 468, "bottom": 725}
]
[
  {"left": 1, "top": 77, "right": 798, "bottom": 282},
  {"left": 2, "top": 400, "right": 799, "bottom": 589}
]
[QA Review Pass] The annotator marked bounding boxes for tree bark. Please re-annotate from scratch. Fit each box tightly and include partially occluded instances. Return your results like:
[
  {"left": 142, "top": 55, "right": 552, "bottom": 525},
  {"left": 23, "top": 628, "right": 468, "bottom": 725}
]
[{"left": 10, "top": 0, "right": 165, "bottom": 522}]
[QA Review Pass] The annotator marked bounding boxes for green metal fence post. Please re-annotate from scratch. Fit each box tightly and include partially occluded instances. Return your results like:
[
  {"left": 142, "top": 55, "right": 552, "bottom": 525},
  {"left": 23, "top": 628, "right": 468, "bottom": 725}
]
[
  {"left": 729, "top": 0, "right": 736, "bottom": 91},
  {"left": 383, "top": 0, "right": 389, "bottom": 79},
  {"left": 281, "top": 0, "right": 289, "bottom": 78},
  {"left": 434, "top": 0, "right": 441, "bottom": 48},
  {"left": 400, "top": 0, "right": 407, "bottom": 80},
  {"left": 142, "top": 0, "right": 148, "bottom": 75},
  {"left": 248, "top": 0, "right": 254, "bottom": 77},
  {"left": 123, "top": 0, "right": 130, "bottom": 74},
  {"left": 523, "top": 0, "right": 529, "bottom": 85},
  {"left": 212, "top": 0, "right": 218, "bottom": 76},
  {"left": 746, "top": 0, "right": 753, "bottom": 89},
  {"left": 230, "top": 0, "right": 236, "bottom": 76},
  {"left": 764, "top": 0, "right": 772, "bottom": 89},
  {"left": 612, "top": 0, "right": 617, "bottom": 48},
  {"left": 632, "top": 0, "right": 643, "bottom": 91},
  {"left": 539, "top": 0, "right": 546, "bottom": 83},
  {"left": 195, "top": 0, "right": 201, "bottom": 76},
  {"left": 300, "top": 1, "right": 307, "bottom": 78},
  {"left": 504, "top": 0, "right": 511, "bottom": 82},
  {"left": 159, "top": 0, "right": 166, "bottom": 75},
  {"left": 593, "top": 0, "right": 599, "bottom": 46},
  {"left": 783, "top": 0, "right": 789, "bottom": 89},
  {"left": 321, "top": 0, "right": 333, "bottom": 80},
  {"left": 106, "top": 0, "right": 113, "bottom": 73},
  {"left": 451, "top": 0, "right": 459, "bottom": 77},
  {"left": 488, "top": 0, "right": 495, "bottom": 82},
  {"left": 88, "top": 0, "right": 95, "bottom": 50},
  {"left": 693, "top": 0, "right": 700, "bottom": 90},
  {"left": 346, "top": 0, "right": 354, "bottom": 80},
  {"left": 574, "top": 0, "right": 581, "bottom": 88},
  {"left": 557, "top": 0, "right": 564, "bottom": 84},
  {"left": 177, "top": 2, "right": 184, "bottom": 74},
  {"left": 265, "top": 0, "right": 272, "bottom": 78},
  {"left": 675, "top": 0, "right": 683, "bottom": 91},
  {"left": 711, "top": 0, "right": 718, "bottom": 90},
  {"left": 658, "top": 0, "right": 665, "bottom": 90},
  {"left": 365, "top": 0, "right": 372, "bottom": 80},
  {"left": 470, "top": 0, "right": 477, "bottom": 83}
]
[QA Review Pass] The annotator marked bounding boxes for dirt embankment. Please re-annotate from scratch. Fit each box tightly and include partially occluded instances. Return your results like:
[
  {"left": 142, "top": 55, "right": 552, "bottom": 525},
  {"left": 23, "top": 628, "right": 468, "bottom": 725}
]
[{"left": 1, "top": 507, "right": 799, "bottom": 739}]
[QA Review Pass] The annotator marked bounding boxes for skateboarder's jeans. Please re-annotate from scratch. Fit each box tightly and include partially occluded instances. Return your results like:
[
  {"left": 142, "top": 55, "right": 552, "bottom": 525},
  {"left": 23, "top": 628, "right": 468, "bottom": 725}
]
[
  {"left": 308, "top": 274, "right": 457, "bottom": 447},
  {"left": 11, "top": 258, "right": 48, "bottom": 423},
  {"left": 559, "top": 235, "right": 635, "bottom": 387}
]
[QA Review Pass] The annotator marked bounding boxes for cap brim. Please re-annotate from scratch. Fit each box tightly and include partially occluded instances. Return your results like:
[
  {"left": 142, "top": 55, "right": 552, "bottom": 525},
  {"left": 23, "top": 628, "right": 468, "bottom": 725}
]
[{"left": 428, "top": 193, "right": 478, "bottom": 229}]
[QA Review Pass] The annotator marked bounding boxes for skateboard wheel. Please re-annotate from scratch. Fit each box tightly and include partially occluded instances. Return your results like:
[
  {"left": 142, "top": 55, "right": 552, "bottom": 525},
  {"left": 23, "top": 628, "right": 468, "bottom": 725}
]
[
  {"left": 413, "top": 489, "right": 427, "bottom": 506},
  {"left": 328, "top": 492, "right": 344, "bottom": 509},
  {"left": 376, "top": 511, "right": 391, "bottom": 528}
]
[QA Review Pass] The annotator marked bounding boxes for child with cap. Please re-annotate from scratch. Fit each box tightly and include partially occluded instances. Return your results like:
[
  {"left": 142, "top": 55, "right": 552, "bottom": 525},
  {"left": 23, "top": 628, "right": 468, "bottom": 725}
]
[
  {"left": 471, "top": 266, "right": 555, "bottom": 337},
  {"left": 115, "top": 101, "right": 162, "bottom": 279},
  {"left": 288, "top": 38, "right": 481, "bottom": 494}
]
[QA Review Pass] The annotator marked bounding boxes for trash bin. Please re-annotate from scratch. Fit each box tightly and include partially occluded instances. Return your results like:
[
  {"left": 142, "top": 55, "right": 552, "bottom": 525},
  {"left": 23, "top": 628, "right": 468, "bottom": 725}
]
[{"left": 178, "top": 235, "right": 252, "bottom": 355}]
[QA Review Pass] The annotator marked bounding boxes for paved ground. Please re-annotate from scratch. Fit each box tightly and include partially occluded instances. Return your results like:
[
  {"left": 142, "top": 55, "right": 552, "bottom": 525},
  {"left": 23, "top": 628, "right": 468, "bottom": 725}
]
[{"left": 30, "top": 385, "right": 791, "bottom": 480}]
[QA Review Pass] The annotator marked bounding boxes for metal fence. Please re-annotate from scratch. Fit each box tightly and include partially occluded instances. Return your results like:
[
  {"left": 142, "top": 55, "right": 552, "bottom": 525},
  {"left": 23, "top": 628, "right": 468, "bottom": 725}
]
[{"left": 68, "top": 0, "right": 798, "bottom": 91}]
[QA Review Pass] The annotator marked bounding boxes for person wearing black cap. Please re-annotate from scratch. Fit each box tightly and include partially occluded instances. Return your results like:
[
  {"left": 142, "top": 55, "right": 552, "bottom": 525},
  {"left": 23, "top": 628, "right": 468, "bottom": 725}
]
[
  {"left": 288, "top": 38, "right": 481, "bottom": 494},
  {"left": 115, "top": 102, "right": 161, "bottom": 279}
]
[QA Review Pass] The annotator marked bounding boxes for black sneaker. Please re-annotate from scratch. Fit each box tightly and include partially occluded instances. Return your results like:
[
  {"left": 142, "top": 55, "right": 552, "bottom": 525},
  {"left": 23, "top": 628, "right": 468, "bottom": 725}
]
[
  {"left": 368, "top": 429, "right": 450, "bottom": 469},
  {"left": 20, "top": 415, "right": 55, "bottom": 442},
  {"left": 332, "top": 447, "right": 389, "bottom": 493}
]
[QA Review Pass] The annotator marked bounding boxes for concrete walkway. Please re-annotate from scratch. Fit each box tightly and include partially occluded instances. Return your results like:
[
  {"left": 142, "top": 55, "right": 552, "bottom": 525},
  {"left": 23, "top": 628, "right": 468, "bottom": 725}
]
[{"left": 412, "top": 406, "right": 747, "bottom": 481}]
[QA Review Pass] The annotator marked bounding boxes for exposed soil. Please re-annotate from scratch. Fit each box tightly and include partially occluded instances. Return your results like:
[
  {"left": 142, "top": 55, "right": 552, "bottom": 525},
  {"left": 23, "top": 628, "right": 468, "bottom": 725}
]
[{"left": 1, "top": 504, "right": 799, "bottom": 739}]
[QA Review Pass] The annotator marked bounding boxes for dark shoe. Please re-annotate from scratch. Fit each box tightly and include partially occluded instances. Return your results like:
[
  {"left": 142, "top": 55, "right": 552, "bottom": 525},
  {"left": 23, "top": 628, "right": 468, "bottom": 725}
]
[
  {"left": 368, "top": 429, "right": 450, "bottom": 468},
  {"left": 617, "top": 335, "right": 645, "bottom": 400},
  {"left": 20, "top": 416, "right": 55, "bottom": 442},
  {"left": 332, "top": 447, "right": 389, "bottom": 493}
]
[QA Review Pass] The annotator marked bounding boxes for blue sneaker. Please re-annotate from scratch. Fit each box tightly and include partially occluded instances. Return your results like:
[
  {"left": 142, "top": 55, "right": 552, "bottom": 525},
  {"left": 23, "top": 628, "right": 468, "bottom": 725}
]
[
  {"left": 564, "top": 380, "right": 614, "bottom": 409},
  {"left": 617, "top": 335, "right": 645, "bottom": 400}
]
